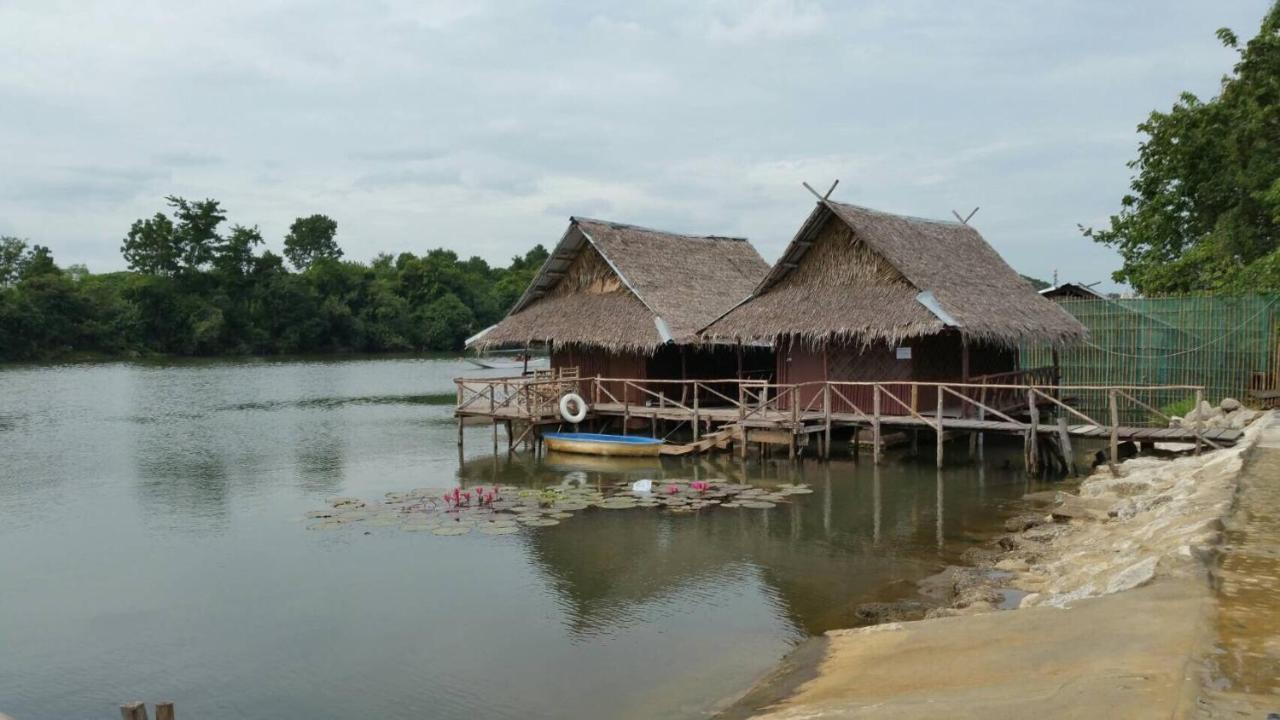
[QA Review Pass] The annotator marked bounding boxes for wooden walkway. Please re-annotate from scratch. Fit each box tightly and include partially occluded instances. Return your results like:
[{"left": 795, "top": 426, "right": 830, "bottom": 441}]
[{"left": 454, "top": 372, "right": 1240, "bottom": 474}]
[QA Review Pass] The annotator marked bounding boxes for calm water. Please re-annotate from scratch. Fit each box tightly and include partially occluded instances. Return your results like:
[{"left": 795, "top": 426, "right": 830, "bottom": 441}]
[{"left": 0, "top": 357, "right": 1048, "bottom": 719}]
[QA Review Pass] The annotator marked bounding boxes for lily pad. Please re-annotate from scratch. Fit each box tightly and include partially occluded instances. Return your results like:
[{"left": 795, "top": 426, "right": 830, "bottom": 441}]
[
  {"left": 522, "top": 518, "right": 560, "bottom": 527},
  {"left": 479, "top": 525, "right": 520, "bottom": 535},
  {"left": 431, "top": 525, "right": 472, "bottom": 536},
  {"left": 739, "top": 500, "right": 777, "bottom": 509}
]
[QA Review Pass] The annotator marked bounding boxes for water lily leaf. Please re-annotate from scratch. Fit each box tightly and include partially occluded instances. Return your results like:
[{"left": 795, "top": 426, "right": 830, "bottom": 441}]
[
  {"left": 479, "top": 525, "right": 520, "bottom": 535},
  {"left": 431, "top": 525, "right": 472, "bottom": 536},
  {"left": 739, "top": 501, "right": 777, "bottom": 509},
  {"left": 522, "top": 518, "right": 560, "bottom": 527}
]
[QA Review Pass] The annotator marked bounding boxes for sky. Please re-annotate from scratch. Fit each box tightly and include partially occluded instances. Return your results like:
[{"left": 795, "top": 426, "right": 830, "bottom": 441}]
[{"left": 0, "top": 1, "right": 1272, "bottom": 290}]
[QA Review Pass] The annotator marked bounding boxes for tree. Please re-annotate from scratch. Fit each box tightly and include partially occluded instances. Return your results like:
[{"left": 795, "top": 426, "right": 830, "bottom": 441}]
[
  {"left": 168, "top": 196, "right": 226, "bottom": 273},
  {"left": 121, "top": 213, "right": 179, "bottom": 275},
  {"left": 283, "top": 214, "right": 341, "bottom": 271},
  {"left": 1085, "top": 3, "right": 1280, "bottom": 294},
  {"left": 215, "top": 225, "right": 264, "bottom": 277},
  {"left": 0, "top": 236, "right": 27, "bottom": 286}
]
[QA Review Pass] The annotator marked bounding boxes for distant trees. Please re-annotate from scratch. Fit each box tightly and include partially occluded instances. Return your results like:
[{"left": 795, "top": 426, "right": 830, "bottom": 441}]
[
  {"left": 0, "top": 198, "right": 549, "bottom": 361},
  {"left": 1087, "top": 2, "right": 1280, "bottom": 294},
  {"left": 283, "top": 214, "right": 342, "bottom": 270}
]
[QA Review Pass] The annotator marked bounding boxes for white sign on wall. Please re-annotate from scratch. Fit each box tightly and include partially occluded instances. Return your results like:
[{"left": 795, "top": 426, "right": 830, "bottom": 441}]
[{"left": 895, "top": 346, "right": 912, "bottom": 360}]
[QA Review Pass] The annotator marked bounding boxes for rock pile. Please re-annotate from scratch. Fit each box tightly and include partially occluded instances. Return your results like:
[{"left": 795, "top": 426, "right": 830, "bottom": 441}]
[{"left": 1171, "top": 398, "right": 1261, "bottom": 430}]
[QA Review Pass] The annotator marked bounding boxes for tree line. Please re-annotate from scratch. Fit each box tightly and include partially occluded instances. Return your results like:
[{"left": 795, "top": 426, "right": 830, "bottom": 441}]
[
  {"left": 0, "top": 196, "right": 548, "bottom": 361},
  {"left": 1087, "top": 2, "right": 1280, "bottom": 294}
]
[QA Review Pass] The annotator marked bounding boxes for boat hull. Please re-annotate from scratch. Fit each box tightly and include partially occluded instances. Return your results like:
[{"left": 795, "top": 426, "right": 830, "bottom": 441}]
[{"left": 542, "top": 432, "right": 663, "bottom": 457}]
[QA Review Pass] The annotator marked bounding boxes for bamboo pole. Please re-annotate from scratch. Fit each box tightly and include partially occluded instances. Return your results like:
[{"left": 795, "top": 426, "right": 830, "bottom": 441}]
[
  {"left": 823, "top": 383, "right": 832, "bottom": 460},
  {"left": 692, "top": 384, "right": 700, "bottom": 443},
  {"left": 1027, "top": 389, "right": 1040, "bottom": 477},
  {"left": 1194, "top": 387, "right": 1203, "bottom": 455},
  {"left": 1109, "top": 389, "right": 1120, "bottom": 476},
  {"left": 1057, "top": 414, "right": 1076, "bottom": 476},
  {"left": 872, "top": 385, "right": 882, "bottom": 465},
  {"left": 936, "top": 385, "right": 944, "bottom": 468}
]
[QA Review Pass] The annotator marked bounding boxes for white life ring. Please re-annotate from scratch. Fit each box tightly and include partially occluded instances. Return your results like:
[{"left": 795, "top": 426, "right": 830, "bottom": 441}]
[{"left": 559, "top": 393, "right": 588, "bottom": 423}]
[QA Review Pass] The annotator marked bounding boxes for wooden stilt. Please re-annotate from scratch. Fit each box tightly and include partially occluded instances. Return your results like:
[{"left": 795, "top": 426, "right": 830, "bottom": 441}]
[
  {"left": 1193, "top": 388, "right": 1203, "bottom": 456},
  {"left": 120, "top": 703, "right": 148, "bottom": 720},
  {"left": 457, "top": 417, "right": 464, "bottom": 448},
  {"left": 1027, "top": 389, "right": 1040, "bottom": 477},
  {"left": 492, "top": 420, "right": 498, "bottom": 454},
  {"left": 156, "top": 703, "right": 175, "bottom": 720},
  {"left": 1057, "top": 415, "right": 1076, "bottom": 476},
  {"left": 935, "top": 385, "right": 944, "bottom": 468},
  {"left": 872, "top": 385, "right": 882, "bottom": 465},
  {"left": 823, "top": 384, "right": 832, "bottom": 460},
  {"left": 1109, "top": 389, "right": 1120, "bottom": 476}
]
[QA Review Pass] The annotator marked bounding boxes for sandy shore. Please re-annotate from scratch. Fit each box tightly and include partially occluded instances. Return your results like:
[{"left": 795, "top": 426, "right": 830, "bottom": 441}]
[{"left": 741, "top": 413, "right": 1274, "bottom": 720}]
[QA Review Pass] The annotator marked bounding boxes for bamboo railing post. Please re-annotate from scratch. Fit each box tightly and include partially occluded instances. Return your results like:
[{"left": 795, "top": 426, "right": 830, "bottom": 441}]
[
  {"left": 1194, "top": 387, "right": 1204, "bottom": 455},
  {"left": 1108, "top": 389, "right": 1120, "bottom": 476},
  {"left": 823, "top": 383, "right": 832, "bottom": 460},
  {"left": 935, "top": 384, "right": 944, "bottom": 468},
  {"left": 693, "top": 383, "right": 700, "bottom": 443},
  {"left": 872, "top": 385, "right": 882, "bottom": 465},
  {"left": 1027, "top": 388, "right": 1040, "bottom": 477},
  {"left": 623, "top": 391, "right": 630, "bottom": 437},
  {"left": 1057, "top": 415, "right": 1076, "bottom": 476},
  {"left": 977, "top": 382, "right": 987, "bottom": 461}
]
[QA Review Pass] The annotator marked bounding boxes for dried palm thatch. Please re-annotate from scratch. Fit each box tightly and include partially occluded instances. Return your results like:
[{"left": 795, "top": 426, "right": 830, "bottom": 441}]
[
  {"left": 702, "top": 201, "right": 1088, "bottom": 349},
  {"left": 472, "top": 217, "right": 769, "bottom": 354}
]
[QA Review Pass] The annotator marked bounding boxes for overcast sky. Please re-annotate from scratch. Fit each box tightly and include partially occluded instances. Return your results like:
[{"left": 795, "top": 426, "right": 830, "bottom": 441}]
[{"left": 0, "top": 1, "right": 1270, "bottom": 289}]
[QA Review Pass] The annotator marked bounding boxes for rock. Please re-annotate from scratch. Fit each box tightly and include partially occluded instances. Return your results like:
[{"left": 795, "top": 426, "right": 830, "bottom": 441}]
[
  {"left": 994, "top": 557, "right": 1029, "bottom": 572},
  {"left": 852, "top": 600, "right": 926, "bottom": 626},
  {"left": 997, "top": 535, "right": 1020, "bottom": 551},
  {"left": 960, "top": 546, "right": 1002, "bottom": 567},
  {"left": 1220, "top": 397, "right": 1241, "bottom": 412},
  {"left": 1051, "top": 496, "right": 1112, "bottom": 522},
  {"left": 1169, "top": 415, "right": 1183, "bottom": 428},
  {"left": 1104, "top": 557, "right": 1158, "bottom": 594},
  {"left": 1022, "top": 490, "right": 1062, "bottom": 507},
  {"left": 1004, "top": 513, "right": 1048, "bottom": 533},
  {"left": 1199, "top": 400, "right": 1222, "bottom": 420}
]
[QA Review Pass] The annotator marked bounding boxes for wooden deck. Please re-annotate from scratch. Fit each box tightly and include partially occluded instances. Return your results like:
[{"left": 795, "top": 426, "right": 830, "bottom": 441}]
[{"left": 454, "top": 371, "right": 1238, "bottom": 475}]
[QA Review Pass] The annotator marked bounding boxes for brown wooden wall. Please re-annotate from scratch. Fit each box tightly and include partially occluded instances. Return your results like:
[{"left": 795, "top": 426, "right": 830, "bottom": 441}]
[
  {"left": 775, "top": 332, "right": 1017, "bottom": 415},
  {"left": 552, "top": 346, "right": 647, "bottom": 403}
]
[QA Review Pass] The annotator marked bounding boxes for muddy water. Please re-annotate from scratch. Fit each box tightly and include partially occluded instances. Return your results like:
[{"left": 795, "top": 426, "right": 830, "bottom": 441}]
[{"left": 0, "top": 357, "right": 1059, "bottom": 720}]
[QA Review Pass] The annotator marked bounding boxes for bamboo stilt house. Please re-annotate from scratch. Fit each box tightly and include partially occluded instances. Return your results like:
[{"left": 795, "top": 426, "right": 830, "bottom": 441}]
[
  {"left": 700, "top": 200, "right": 1087, "bottom": 413},
  {"left": 469, "top": 217, "right": 770, "bottom": 399}
]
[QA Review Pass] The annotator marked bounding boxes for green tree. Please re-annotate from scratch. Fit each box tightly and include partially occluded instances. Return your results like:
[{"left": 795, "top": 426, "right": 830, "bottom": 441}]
[
  {"left": 1, "top": 236, "right": 28, "bottom": 286},
  {"left": 121, "top": 213, "right": 179, "bottom": 275},
  {"left": 1086, "top": 3, "right": 1280, "bottom": 294},
  {"left": 283, "top": 214, "right": 341, "bottom": 271}
]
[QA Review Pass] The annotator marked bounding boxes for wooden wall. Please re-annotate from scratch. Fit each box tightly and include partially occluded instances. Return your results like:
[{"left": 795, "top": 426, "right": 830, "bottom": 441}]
[
  {"left": 775, "top": 331, "right": 1017, "bottom": 415},
  {"left": 552, "top": 346, "right": 647, "bottom": 403}
]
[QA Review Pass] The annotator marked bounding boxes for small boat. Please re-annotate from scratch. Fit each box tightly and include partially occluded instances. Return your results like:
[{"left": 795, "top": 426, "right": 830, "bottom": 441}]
[{"left": 542, "top": 432, "right": 664, "bottom": 457}]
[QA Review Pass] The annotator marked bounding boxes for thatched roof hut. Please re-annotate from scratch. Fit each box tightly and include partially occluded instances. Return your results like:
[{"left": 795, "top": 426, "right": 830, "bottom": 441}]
[
  {"left": 701, "top": 201, "right": 1087, "bottom": 349},
  {"left": 471, "top": 217, "right": 769, "bottom": 354}
]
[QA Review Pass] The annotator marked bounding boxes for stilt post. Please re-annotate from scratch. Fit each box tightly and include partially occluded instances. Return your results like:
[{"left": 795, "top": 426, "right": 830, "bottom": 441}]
[
  {"left": 936, "top": 384, "right": 944, "bottom": 468},
  {"left": 1027, "top": 389, "right": 1040, "bottom": 477},
  {"left": 1056, "top": 414, "right": 1076, "bottom": 476},
  {"left": 1108, "top": 389, "right": 1120, "bottom": 476},
  {"left": 1193, "top": 387, "right": 1203, "bottom": 455},
  {"left": 872, "top": 384, "right": 882, "bottom": 465},
  {"left": 823, "top": 383, "right": 832, "bottom": 460},
  {"left": 156, "top": 703, "right": 175, "bottom": 720},
  {"left": 120, "top": 703, "right": 148, "bottom": 720}
]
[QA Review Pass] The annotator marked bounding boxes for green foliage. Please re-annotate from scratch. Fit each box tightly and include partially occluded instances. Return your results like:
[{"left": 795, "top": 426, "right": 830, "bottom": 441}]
[
  {"left": 1020, "top": 274, "right": 1050, "bottom": 291},
  {"left": 283, "top": 214, "right": 342, "bottom": 271},
  {"left": 1086, "top": 3, "right": 1280, "bottom": 294},
  {"left": 0, "top": 199, "right": 550, "bottom": 361}
]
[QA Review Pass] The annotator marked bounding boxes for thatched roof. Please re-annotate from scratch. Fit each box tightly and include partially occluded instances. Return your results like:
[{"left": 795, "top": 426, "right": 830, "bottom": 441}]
[
  {"left": 701, "top": 201, "right": 1087, "bottom": 348},
  {"left": 471, "top": 217, "right": 769, "bottom": 354}
]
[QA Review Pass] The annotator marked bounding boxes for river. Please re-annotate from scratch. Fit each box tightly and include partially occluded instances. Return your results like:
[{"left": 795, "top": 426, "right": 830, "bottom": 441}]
[{"left": 0, "top": 357, "right": 1051, "bottom": 719}]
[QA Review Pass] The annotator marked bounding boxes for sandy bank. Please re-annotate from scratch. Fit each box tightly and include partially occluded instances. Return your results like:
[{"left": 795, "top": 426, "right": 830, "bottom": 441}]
[{"left": 745, "top": 413, "right": 1273, "bottom": 720}]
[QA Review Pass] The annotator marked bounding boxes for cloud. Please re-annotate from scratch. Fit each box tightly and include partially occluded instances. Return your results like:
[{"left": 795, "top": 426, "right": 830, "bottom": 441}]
[{"left": 0, "top": 0, "right": 1271, "bottom": 291}]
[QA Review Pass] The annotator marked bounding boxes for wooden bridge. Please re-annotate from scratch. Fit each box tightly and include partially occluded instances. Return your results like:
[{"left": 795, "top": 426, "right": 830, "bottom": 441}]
[{"left": 454, "top": 368, "right": 1241, "bottom": 475}]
